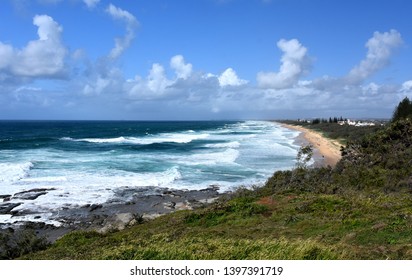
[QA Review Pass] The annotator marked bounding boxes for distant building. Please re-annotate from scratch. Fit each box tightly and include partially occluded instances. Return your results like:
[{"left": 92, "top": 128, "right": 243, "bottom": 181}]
[{"left": 338, "top": 119, "right": 376, "bottom": 126}]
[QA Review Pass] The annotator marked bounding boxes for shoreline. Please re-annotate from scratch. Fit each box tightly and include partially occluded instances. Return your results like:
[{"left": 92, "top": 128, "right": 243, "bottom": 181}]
[
  {"left": 0, "top": 186, "right": 222, "bottom": 243},
  {"left": 278, "top": 122, "right": 343, "bottom": 167}
]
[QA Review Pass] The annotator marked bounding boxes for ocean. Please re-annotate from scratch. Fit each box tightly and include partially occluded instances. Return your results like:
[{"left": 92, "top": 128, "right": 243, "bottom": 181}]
[{"left": 0, "top": 120, "right": 300, "bottom": 225}]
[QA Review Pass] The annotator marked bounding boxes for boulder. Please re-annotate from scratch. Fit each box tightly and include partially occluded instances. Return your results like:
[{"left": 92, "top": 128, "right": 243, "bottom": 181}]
[{"left": 97, "top": 213, "right": 136, "bottom": 234}]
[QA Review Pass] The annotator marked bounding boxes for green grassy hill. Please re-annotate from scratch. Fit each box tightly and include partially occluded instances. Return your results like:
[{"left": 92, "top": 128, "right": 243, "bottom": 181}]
[{"left": 20, "top": 119, "right": 412, "bottom": 260}]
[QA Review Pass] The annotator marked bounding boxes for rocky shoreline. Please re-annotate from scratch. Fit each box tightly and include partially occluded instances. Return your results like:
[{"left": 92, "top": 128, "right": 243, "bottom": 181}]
[{"left": 0, "top": 186, "right": 222, "bottom": 243}]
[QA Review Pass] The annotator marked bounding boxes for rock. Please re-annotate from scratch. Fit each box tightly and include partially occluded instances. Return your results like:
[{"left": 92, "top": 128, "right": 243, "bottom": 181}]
[
  {"left": 206, "top": 185, "right": 220, "bottom": 191},
  {"left": 163, "top": 201, "right": 176, "bottom": 209},
  {"left": 89, "top": 204, "right": 102, "bottom": 212},
  {"left": 198, "top": 197, "right": 219, "bottom": 204},
  {"left": 12, "top": 188, "right": 54, "bottom": 200},
  {"left": 0, "top": 195, "right": 12, "bottom": 201},
  {"left": 0, "top": 203, "right": 22, "bottom": 214},
  {"left": 142, "top": 213, "right": 162, "bottom": 220},
  {"left": 175, "top": 202, "right": 192, "bottom": 210},
  {"left": 163, "top": 190, "right": 182, "bottom": 198},
  {"left": 97, "top": 213, "right": 136, "bottom": 233}
]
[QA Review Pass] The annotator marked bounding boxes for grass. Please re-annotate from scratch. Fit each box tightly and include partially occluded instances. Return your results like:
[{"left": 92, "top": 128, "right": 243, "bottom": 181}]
[{"left": 21, "top": 188, "right": 412, "bottom": 260}]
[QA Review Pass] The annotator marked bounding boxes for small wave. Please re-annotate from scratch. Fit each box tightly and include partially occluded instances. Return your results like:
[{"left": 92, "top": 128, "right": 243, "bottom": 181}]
[
  {"left": 271, "top": 143, "right": 298, "bottom": 156},
  {"left": 0, "top": 162, "right": 33, "bottom": 183},
  {"left": 185, "top": 148, "right": 240, "bottom": 165},
  {"left": 21, "top": 176, "right": 68, "bottom": 183},
  {"left": 205, "top": 141, "right": 240, "bottom": 149},
  {"left": 61, "top": 133, "right": 210, "bottom": 145}
]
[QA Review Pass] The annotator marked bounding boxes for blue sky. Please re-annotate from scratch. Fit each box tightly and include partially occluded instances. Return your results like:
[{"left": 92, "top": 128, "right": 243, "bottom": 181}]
[{"left": 1, "top": 0, "right": 411, "bottom": 120}]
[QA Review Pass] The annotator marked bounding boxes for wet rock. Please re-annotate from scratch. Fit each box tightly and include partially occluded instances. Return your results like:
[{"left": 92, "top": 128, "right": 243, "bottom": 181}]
[
  {"left": 89, "top": 204, "right": 102, "bottom": 212},
  {"left": 0, "top": 203, "right": 22, "bottom": 214},
  {"left": 13, "top": 188, "right": 54, "bottom": 200},
  {"left": 0, "top": 195, "right": 12, "bottom": 202}
]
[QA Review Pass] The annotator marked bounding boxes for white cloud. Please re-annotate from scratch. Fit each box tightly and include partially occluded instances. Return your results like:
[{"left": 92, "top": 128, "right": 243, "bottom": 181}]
[
  {"left": 170, "top": 55, "right": 193, "bottom": 79},
  {"left": 362, "top": 82, "right": 380, "bottom": 95},
  {"left": 105, "top": 4, "right": 138, "bottom": 59},
  {"left": 0, "top": 15, "right": 67, "bottom": 78},
  {"left": 147, "top": 63, "right": 170, "bottom": 93},
  {"left": 346, "top": 30, "right": 403, "bottom": 84},
  {"left": 257, "top": 39, "right": 309, "bottom": 89},
  {"left": 83, "top": 77, "right": 111, "bottom": 95},
  {"left": 83, "top": 0, "right": 100, "bottom": 8},
  {"left": 0, "top": 42, "right": 13, "bottom": 69},
  {"left": 218, "top": 68, "right": 248, "bottom": 87},
  {"left": 400, "top": 80, "right": 412, "bottom": 93}
]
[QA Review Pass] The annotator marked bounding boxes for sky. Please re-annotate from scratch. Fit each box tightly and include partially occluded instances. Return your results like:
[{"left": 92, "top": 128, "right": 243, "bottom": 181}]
[{"left": 0, "top": 0, "right": 411, "bottom": 120}]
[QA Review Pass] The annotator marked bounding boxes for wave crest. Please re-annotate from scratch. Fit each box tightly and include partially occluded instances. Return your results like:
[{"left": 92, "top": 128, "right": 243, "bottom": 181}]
[
  {"left": 61, "top": 133, "right": 209, "bottom": 145},
  {"left": 0, "top": 162, "right": 33, "bottom": 183}
]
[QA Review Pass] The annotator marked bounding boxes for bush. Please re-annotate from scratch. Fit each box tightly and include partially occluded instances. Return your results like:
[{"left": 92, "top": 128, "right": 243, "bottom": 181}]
[{"left": 0, "top": 229, "right": 49, "bottom": 259}]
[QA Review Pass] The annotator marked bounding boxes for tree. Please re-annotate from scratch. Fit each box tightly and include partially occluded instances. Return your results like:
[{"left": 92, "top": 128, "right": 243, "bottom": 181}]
[
  {"left": 392, "top": 97, "right": 412, "bottom": 122},
  {"left": 295, "top": 145, "right": 313, "bottom": 169}
]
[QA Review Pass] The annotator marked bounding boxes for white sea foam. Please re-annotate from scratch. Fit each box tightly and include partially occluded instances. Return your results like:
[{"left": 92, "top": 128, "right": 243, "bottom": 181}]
[
  {"left": 0, "top": 213, "right": 62, "bottom": 227},
  {"left": 184, "top": 148, "right": 240, "bottom": 166},
  {"left": 204, "top": 141, "right": 240, "bottom": 148},
  {"left": 61, "top": 132, "right": 210, "bottom": 145},
  {"left": 5, "top": 166, "right": 183, "bottom": 223},
  {"left": 0, "top": 162, "right": 33, "bottom": 184}
]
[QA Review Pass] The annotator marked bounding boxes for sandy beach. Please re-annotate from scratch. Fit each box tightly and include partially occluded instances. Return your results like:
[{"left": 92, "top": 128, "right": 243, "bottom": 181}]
[{"left": 279, "top": 123, "right": 343, "bottom": 167}]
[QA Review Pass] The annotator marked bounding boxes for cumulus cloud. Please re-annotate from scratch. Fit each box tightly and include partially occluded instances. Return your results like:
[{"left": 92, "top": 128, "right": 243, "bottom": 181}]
[
  {"left": 147, "top": 63, "right": 171, "bottom": 93},
  {"left": 400, "top": 80, "right": 412, "bottom": 93},
  {"left": 127, "top": 63, "right": 172, "bottom": 98},
  {"left": 127, "top": 54, "right": 250, "bottom": 102},
  {"left": 0, "top": 15, "right": 67, "bottom": 79},
  {"left": 218, "top": 68, "right": 248, "bottom": 87},
  {"left": 346, "top": 29, "right": 403, "bottom": 84},
  {"left": 257, "top": 39, "right": 310, "bottom": 89},
  {"left": 170, "top": 55, "right": 193, "bottom": 79},
  {"left": 83, "top": 0, "right": 100, "bottom": 8},
  {"left": 105, "top": 4, "right": 138, "bottom": 59}
]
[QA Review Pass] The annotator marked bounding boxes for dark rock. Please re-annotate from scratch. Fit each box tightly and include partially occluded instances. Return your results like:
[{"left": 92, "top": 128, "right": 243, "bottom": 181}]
[
  {"left": 89, "top": 204, "right": 102, "bottom": 211},
  {"left": 0, "top": 203, "right": 22, "bottom": 214},
  {"left": 0, "top": 195, "right": 12, "bottom": 201},
  {"left": 12, "top": 188, "right": 55, "bottom": 200}
]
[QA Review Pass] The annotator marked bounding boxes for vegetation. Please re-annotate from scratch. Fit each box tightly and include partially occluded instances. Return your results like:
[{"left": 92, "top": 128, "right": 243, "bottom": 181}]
[
  {"left": 281, "top": 119, "right": 382, "bottom": 144},
  {"left": 392, "top": 97, "right": 412, "bottom": 122},
  {"left": 0, "top": 229, "right": 49, "bottom": 259},
  {"left": 17, "top": 100, "right": 412, "bottom": 260},
  {"left": 295, "top": 144, "right": 314, "bottom": 169}
]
